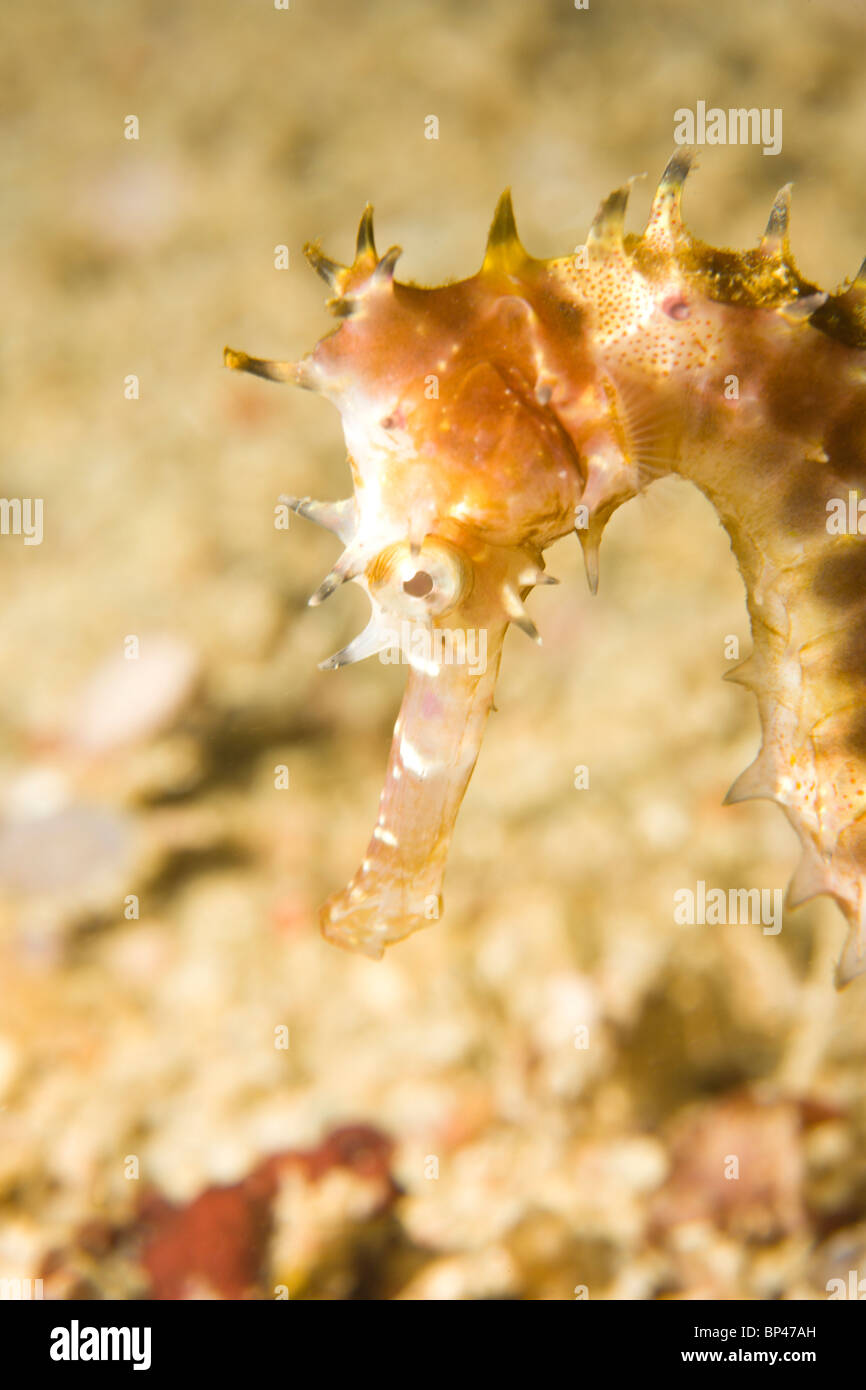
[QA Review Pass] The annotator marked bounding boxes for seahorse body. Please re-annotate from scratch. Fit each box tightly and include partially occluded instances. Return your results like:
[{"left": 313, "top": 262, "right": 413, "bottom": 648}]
[{"left": 225, "top": 153, "right": 866, "bottom": 983}]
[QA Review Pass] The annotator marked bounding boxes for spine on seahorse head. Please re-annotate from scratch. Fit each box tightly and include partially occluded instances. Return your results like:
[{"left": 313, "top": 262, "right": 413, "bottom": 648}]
[{"left": 225, "top": 155, "right": 866, "bottom": 981}]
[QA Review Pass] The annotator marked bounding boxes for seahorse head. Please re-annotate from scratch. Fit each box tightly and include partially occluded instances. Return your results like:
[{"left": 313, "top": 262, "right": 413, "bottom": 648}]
[{"left": 226, "top": 189, "right": 647, "bottom": 648}]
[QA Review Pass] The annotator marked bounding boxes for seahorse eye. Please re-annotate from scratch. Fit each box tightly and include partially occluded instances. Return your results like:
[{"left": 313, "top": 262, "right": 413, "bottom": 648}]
[
  {"left": 403, "top": 570, "right": 434, "bottom": 598},
  {"left": 367, "top": 537, "right": 472, "bottom": 618}
]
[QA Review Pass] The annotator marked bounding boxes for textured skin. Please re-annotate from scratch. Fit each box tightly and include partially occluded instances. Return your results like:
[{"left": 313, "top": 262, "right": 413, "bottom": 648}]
[{"left": 225, "top": 153, "right": 866, "bottom": 982}]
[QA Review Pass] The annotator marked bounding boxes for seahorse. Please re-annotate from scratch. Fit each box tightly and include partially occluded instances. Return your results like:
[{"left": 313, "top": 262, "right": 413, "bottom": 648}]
[{"left": 225, "top": 152, "right": 866, "bottom": 984}]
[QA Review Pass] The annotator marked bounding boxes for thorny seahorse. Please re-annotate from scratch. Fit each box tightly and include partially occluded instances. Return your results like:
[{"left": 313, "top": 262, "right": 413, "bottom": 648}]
[{"left": 225, "top": 152, "right": 866, "bottom": 985}]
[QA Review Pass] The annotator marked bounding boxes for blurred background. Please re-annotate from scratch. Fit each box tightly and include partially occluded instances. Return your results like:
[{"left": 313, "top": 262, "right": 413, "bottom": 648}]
[{"left": 1, "top": 0, "right": 865, "bottom": 1300}]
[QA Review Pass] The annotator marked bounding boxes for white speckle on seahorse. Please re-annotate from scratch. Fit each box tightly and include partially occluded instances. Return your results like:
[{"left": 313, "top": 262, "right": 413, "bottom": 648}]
[{"left": 399, "top": 735, "right": 429, "bottom": 778}]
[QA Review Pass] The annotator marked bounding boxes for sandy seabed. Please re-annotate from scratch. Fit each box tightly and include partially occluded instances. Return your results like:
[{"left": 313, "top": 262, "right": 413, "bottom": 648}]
[{"left": 1, "top": 0, "right": 865, "bottom": 1300}]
